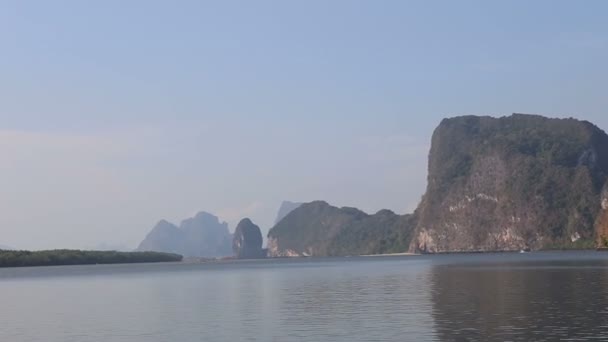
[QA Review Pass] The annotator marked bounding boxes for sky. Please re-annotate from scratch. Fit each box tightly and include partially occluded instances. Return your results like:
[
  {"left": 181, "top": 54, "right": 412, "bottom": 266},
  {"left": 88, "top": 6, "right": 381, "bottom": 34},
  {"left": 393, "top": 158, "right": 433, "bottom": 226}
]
[{"left": 0, "top": 0, "right": 607, "bottom": 250}]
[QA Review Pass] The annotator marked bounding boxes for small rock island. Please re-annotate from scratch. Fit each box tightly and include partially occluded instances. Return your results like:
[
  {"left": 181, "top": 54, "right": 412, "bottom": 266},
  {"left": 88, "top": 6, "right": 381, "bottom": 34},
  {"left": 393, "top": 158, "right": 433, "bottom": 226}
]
[{"left": 233, "top": 218, "right": 266, "bottom": 259}]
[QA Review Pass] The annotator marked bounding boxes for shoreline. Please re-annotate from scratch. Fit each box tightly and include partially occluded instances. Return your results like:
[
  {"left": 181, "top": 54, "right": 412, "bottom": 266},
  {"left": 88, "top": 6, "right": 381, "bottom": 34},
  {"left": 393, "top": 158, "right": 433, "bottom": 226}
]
[{"left": 359, "top": 252, "right": 419, "bottom": 257}]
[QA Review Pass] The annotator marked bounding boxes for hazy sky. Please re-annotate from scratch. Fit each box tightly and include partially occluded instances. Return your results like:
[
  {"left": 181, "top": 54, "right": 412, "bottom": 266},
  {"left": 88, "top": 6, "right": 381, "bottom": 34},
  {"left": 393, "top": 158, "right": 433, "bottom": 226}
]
[{"left": 1, "top": 0, "right": 607, "bottom": 250}]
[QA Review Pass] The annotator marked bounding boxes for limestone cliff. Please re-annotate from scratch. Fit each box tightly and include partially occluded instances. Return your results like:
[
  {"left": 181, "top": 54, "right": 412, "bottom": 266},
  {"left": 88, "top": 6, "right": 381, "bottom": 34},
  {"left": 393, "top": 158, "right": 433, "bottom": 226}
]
[{"left": 410, "top": 114, "right": 608, "bottom": 252}]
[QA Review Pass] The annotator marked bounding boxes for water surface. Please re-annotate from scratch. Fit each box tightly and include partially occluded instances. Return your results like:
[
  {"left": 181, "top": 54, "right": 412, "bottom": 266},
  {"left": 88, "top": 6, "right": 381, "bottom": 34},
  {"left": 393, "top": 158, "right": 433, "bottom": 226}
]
[{"left": 1, "top": 252, "right": 607, "bottom": 341}]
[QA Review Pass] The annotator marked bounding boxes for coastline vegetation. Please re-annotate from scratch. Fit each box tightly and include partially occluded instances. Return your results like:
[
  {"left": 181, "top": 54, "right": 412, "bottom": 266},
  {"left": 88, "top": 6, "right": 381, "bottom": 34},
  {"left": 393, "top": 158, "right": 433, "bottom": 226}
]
[
  {"left": 541, "top": 239, "right": 596, "bottom": 251},
  {"left": 0, "top": 249, "right": 183, "bottom": 268}
]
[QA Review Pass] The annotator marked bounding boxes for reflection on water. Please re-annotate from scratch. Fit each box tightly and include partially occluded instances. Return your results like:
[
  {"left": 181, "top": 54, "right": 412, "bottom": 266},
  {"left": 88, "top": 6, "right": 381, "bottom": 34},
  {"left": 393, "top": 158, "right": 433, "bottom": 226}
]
[
  {"left": 273, "top": 262, "right": 436, "bottom": 341},
  {"left": 430, "top": 257, "right": 608, "bottom": 341},
  {"left": 0, "top": 253, "right": 607, "bottom": 341}
]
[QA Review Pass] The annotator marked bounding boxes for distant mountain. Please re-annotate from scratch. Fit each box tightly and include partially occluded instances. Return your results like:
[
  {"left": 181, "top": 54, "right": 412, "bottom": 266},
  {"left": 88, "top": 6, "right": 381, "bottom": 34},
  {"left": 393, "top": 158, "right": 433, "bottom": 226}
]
[
  {"left": 232, "top": 218, "right": 265, "bottom": 259},
  {"left": 0, "top": 245, "right": 14, "bottom": 250},
  {"left": 137, "top": 212, "right": 232, "bottom": 258},
  {"left": 137, "top": 220, "right": 183, "bottom": 254},
  {"left": 267, "top": 201, "right": 416, "bottom": 257},
  {"left": 274, "top": 201, "right": 302, "bottom": 225},
  {"left": 179, "top": 212, "right": 233, "bottom": 257}
]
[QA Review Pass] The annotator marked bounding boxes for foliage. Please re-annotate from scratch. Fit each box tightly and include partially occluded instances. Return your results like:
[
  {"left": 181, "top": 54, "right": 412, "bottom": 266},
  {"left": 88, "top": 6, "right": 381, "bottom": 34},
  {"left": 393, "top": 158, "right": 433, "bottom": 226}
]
[
  {"left": 268, "top": 201, "right": 416, "bottom": 256},
  {"left": 430, "top": 114, "right": 608, "bottom": 193},
  {"left": 541, "top": 239, "right": 596, "bottom": 250},
  {"left": 327, "top": 212, "right": 417, "bottom": 256},
  {"left": 0, "top": 249, "right": 182, "bottom": 268}
]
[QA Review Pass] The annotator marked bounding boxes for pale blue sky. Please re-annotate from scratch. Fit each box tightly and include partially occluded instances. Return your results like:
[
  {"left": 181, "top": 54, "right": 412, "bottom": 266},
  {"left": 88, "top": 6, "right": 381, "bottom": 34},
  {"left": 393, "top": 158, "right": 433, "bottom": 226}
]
[{"left": 1, "top": 0, "right": 607, "bottom": 249}]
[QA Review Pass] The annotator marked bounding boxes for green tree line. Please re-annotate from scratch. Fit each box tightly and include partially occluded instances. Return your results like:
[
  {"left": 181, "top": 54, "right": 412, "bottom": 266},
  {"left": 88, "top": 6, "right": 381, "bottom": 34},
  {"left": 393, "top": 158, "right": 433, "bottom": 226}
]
[{"left": 0, "top": 249, "right": 182, "bottom": 268}]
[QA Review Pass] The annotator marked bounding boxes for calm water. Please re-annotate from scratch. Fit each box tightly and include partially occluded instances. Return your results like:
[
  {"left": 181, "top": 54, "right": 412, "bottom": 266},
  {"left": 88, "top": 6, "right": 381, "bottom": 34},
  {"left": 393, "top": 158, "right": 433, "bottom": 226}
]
[{"left": 1, "top": 252, "right": 607, "bottom": 342}]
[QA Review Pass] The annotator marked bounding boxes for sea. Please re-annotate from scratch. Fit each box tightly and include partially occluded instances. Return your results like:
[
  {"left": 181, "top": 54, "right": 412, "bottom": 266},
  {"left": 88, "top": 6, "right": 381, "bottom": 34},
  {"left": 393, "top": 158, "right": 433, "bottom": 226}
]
[{"left": 1, "top": 251, "right": 607, "bottom": 341}]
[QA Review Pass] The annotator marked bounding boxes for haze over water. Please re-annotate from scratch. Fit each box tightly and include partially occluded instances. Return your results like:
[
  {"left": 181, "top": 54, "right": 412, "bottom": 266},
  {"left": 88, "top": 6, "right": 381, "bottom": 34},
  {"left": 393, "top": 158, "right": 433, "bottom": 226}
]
[{"left": 1, "top": 252, "right": 607, "bottom": 341}]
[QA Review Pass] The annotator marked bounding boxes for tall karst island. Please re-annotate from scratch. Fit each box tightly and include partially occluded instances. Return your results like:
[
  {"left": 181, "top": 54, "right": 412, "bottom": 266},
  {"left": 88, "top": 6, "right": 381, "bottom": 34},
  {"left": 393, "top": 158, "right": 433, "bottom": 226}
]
[
  {"left": 268, "top": 114, "right": 608, "bottom": 256},
  {"left": 411, "top": 114, "right": 608, "bottom": 252}
]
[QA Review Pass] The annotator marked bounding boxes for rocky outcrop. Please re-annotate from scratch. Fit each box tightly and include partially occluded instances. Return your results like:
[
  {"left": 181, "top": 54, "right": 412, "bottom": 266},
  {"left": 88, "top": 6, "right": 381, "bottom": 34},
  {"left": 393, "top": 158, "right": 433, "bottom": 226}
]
[
  {"left": 267, "top": 201, "right": 416, "bottom": 257},
  {"left": 274, "top": 201, "right": 303, "bottom": 225},
  {"left": 137, "top": 212, "right": 232, "bottom": 258},
  {"left": 410, "top": 114, "right": 608, "bottom": 253},
  {"left": 232, "top": 218, "right": 265, "bottom": 259}
]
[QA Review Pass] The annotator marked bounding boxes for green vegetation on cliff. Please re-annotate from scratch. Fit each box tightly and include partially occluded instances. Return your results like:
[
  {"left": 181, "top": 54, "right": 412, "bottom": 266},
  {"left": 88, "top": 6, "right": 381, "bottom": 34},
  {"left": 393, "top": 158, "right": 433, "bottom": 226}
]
[
  {"left": 327, "top": 210, "right": 417, "bottom": 256},
  {"left": 0, "top": 249, "right": 183, "bottom": 268},
  {"left": 267, "top": 201, "right": 416, "bottom": 257}
]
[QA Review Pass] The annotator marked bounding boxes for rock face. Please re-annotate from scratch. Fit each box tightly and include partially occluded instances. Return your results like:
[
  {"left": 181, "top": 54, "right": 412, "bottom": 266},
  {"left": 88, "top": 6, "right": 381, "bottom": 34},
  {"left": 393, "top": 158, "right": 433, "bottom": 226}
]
[
  {"left": 274, "top": 201, "right": 303, "bottom": 225},
  {"left": 232, "top": 218, "right": 265, "bottom": 259},
  {"left": 267, "top": 201, "right": 416, "bottom": 257},
  {"left": 410, "top": 114, "right": 608, "bottom": 253},
  {"left": 137, "top": 212, "right": 232, "bottom": 258},
  {"left": 595, "top": 183, "right": 608, "bottom": 247}
]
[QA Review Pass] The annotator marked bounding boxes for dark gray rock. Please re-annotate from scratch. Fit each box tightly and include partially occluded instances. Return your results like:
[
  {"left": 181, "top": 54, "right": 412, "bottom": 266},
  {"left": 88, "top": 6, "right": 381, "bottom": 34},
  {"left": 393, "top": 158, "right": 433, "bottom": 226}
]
[{"left": 233, "top": 218, "right": 265, "bottom": 259}]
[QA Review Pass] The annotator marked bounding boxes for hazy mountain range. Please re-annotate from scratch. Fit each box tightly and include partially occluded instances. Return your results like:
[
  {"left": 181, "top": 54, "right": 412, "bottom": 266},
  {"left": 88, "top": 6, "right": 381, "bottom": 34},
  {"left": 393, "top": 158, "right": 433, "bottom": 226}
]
[
  {"left": 137, "top": 202, "right": 302, "bottom": 258},
  {"left": 137, "top": 212, "right": 232, "bottom": 258}
]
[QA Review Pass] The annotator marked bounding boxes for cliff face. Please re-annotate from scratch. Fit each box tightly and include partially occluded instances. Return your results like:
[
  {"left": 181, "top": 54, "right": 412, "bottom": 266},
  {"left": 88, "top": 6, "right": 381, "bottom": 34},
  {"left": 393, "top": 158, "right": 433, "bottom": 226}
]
[
  {"left": 410, "top": 114, "right": 608, "bottom": 252},
  {"left": 267, "top": 201, "right": 416, "bottom": 257},
  {"left": 232, "top": 218, "right": 265, "bottom": 259},
  {"left": 596, "top": 183, "right": 608, "bottom": 247},
  {"left": 137, "top": 212, "right": 232, "bottom": 257}
]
